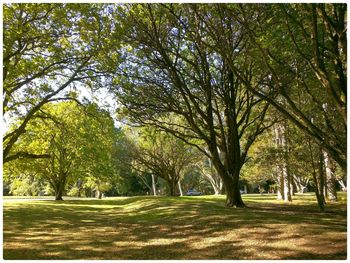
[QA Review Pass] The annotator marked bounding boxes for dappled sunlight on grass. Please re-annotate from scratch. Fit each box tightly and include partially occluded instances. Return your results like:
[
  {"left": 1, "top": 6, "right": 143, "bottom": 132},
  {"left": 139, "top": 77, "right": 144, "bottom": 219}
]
[{"left": 3, "top": 193, "right": 347, "bottom": 259}]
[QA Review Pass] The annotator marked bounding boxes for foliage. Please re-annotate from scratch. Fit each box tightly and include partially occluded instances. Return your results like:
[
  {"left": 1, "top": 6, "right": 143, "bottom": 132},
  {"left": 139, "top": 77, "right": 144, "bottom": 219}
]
[
  {"left": 4, "top": 101, "right": 117, "bottom": 199},
  {"left": 3, "top": 4, "right": 346, "bottom": 208},
  {"left": 3, "top": 3, "right": 120, "bottom": 163},
  {"left": 125, "top": 125, "right": 199, "bottom": 196}
]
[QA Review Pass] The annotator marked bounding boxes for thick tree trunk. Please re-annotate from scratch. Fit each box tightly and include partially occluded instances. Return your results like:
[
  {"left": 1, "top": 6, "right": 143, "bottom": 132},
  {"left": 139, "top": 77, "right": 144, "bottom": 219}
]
[
  {"left": 225, "top": 183, "right": 244, "bottom": 207},
  {"left": 55, "top": 183, "right": 64, "bottom": 200},
  {"left": 55, "top": 191, "right": 63, "bottom": 200},
  {"left": 54, "top": 177, "right": 66, "bottom": 201},
  {"left": 168, "top": 179, "right": 177, "bottom": 196},
  {"left": 224, "top": 173, "right": 245, "bottom": 207}
]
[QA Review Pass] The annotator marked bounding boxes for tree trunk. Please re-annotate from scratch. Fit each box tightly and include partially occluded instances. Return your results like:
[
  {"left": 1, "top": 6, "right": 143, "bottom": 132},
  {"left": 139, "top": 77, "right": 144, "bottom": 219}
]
[
  {"left": 96, "top": 190, "right": 102, "bottom": 199},
  {"left": 243, "top": 185, "right": 247, "bottom": 194},
  {"left": 151, "top": 174, "right": 157, "bottom": 196},
  {"left": 323, "top": 150, "right": 337, "bottom": 202},
  {"left": 77, "top": 178, "right": 82, "bottom": 197},
  {"left": 318, "top": 148, "right": 326, "bottom": 205},
  {"left": 312, "top": 158, "right": 326, "bottom": 212},
  {"left": 178, "top": 180, "right": 183, "bottom": 196},
  {"left": 313, "top": 171, "right": 325, "bottom": 212},
  {"left": 291, "top": 177, "right": 297, "bottom": 195},
  {"left": 276, "top": 165, "right": 284, "bottom": 200},
  {"left": 219, "top": 178, "right": 224, "bottom": 194},
  {"left": 308, "top": 139, "right": 325, "bottom": 211},
  {"left": 293, "top": 174, "right": 308, "bottom": 194},
  {"left": 338, "top": 179, "right": 346, "bottom": 192},
  {"left": 225, "top": 183, "right": 244, "bottom": 207},
  {"left": 206, "top": 174, "right": 221, "bottom": 195},
  {"left": 200, "top": 157, "right": 223, "bottom": 195},
  {"left": 212, "top": 184, "right": 221, "bottom": 195},
  {"left": 283, "top": 167, "right": 292, "bottom": 202},
  {"left": 282, "top": 123, "right": 292, "bottom": 202},
  {"left": 224, "top": 173, "right": 245, "bottom": 207},
  {"left": 54, "top": 177, "right": 65, "bottom": 201},
  {"left": 55, "top": 183, "right": 64, "bottom": 200},
  {"left": 168, "top": 179, "right": 177, "bottom": 196},
  {"left": 55, "top": 191, "right": 63, "bottom": 200}
]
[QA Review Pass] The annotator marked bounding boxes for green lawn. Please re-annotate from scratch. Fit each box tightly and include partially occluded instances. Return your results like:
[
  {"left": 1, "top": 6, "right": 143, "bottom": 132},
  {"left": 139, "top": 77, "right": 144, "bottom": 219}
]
[{"left": 3, "top": 193, "right": 347, "bottom": 259}]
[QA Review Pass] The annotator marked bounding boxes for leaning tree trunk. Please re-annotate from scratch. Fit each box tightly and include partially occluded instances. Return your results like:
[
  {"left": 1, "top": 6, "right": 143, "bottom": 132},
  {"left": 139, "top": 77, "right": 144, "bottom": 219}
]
[
  {"left": 212, "top": 183, "right": 221, "bottom": 195},
  {"left": 205, "top": 172, "right": 222, "bottom": 195},
  {"left": 178, "top": 180, "right": 183, "bottom": 196},
  {"left": 338, "top": 179, "right": 346, "bottom": 192},
  {"left": 308, "top": 140, "right": 325, "bottom": 211}
]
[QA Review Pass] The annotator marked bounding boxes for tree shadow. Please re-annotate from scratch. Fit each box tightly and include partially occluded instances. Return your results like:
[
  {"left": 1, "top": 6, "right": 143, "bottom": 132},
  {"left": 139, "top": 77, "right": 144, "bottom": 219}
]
[{"left": 3, "top": 196, "right": 347, "bottom": 259}]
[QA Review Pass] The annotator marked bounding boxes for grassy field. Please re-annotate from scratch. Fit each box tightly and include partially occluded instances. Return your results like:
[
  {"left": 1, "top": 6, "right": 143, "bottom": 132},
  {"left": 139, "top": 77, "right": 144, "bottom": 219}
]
[{"left": 3, "top": 193, "right": 347, "bottom": 260}]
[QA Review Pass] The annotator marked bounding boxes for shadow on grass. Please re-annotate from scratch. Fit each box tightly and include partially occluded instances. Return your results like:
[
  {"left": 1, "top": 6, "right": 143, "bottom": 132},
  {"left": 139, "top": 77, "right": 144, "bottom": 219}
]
[{"left": 3, "top": 194, "right": 347, "bottom": 260}]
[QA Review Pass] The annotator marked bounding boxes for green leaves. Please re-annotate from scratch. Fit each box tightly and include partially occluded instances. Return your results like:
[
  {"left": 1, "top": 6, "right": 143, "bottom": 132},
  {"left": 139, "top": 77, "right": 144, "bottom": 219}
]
[{"left": 4, "top": 101, "right": 118, "bottom": 196}]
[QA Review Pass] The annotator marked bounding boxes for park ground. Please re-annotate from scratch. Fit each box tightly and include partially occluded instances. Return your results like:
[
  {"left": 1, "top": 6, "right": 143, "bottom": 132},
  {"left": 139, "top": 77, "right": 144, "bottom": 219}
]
[{"left": 3, "top": 193, "right": 347, "bottom": 260}]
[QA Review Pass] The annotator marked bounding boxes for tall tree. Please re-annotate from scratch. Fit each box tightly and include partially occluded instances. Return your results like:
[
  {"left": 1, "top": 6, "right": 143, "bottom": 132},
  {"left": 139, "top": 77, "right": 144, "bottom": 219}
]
[{"left": 115, "top": 4, "right": 273, "bottom": 206}]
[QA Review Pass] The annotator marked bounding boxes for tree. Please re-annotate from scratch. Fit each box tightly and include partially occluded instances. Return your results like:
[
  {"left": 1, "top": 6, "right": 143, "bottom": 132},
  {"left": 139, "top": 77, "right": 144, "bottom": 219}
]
[
  {"left": 217, "top": 4, "right": 346, "bottom": 171},
  {"left": 127, "top": 126, "right": 197, "bottom": 196},
  {"left": 4, "top": 101, "right": 117, "bottom": 200},
  {"left": 3, "top": 3, "right": 119, "bottom": 163},
  {"left": 115, "top": 4, "right": 273, "bottom": 206},
  {"left": 195, "top": 152, "right": 224, "bottom": 195},
  {"left": 110, "top": 127, "right": 151, "bottom": 196}
]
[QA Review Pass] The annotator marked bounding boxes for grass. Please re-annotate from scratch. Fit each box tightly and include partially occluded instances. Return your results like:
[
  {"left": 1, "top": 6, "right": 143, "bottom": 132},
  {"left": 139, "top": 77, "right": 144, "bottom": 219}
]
[{"left": 3, "top": 193, "right": 347, "bottom": 260}]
